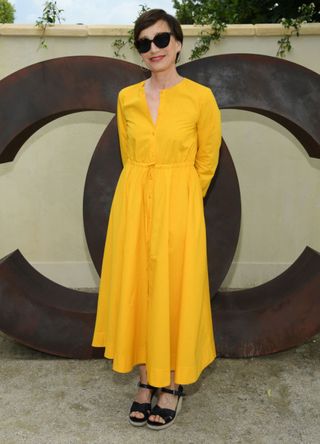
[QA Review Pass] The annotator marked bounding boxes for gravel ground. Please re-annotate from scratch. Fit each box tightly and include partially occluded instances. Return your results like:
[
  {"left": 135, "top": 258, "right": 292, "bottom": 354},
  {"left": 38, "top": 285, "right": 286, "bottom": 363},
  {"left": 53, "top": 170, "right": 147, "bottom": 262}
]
[{"left": 0, "top": 329, "right": 319, "bottom": 444}]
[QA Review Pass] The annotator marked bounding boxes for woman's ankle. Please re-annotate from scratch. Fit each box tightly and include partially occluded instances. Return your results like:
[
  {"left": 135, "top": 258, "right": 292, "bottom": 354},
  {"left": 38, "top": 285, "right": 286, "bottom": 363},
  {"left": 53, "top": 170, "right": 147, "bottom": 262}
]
[
  {"left": 139, "top": 378, "right": 149, "bottom": 385},
  {"left": 164, "top": 382, "right": 179, "bottom": 390},
  {"left": 138, "top": 364, "right": 148, "bottom": 385}
]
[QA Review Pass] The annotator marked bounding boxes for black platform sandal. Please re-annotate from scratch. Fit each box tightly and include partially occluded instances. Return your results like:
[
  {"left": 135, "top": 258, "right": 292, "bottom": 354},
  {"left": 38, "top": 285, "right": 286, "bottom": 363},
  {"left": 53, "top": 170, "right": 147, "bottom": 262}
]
[
  {"left": 146, "top": 384, "right": 185, "bottom": 430},
  {"left": 129, "top": 381, "right": 158, "bottom": 427}
]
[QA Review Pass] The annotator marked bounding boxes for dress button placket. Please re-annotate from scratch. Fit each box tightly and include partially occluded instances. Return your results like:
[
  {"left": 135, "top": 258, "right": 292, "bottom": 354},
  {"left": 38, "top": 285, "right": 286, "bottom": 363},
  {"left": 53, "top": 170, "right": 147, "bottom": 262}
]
[
  {"left": 146, "top": 164, "right": 154, "bottom": 303},
  {"left": 146, "top": 91, "right": 161, "bottom": 294}
]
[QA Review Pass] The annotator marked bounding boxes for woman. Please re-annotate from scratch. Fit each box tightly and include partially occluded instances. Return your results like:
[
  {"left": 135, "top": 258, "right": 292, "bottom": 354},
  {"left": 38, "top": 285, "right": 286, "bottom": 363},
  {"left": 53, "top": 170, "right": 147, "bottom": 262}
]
[{"left": 91, "top": 9, "right": 222, "bottom": 430}]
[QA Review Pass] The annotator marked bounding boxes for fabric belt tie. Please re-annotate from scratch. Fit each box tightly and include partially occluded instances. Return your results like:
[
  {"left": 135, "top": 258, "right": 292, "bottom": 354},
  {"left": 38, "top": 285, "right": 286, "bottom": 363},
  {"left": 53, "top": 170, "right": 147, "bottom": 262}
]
[{"left": 127, "top": 159, "right": 194, "bottom": 168}]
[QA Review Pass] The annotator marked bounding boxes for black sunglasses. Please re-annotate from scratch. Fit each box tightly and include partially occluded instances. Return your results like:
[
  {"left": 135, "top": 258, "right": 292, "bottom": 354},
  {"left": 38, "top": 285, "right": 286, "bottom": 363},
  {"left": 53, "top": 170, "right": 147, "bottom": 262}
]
[{"left": 135, "top": 32, "right": 173, "bottom": 54}]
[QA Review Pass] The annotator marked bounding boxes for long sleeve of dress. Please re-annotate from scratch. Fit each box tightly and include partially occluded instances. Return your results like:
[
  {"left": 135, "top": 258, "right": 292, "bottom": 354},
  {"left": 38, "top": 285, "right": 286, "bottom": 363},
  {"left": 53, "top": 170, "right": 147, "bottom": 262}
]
[
  {"left": 195, "top": 87, "right": 222, "bottom": 198},
  {"left": 116, "top": 90, "right": 128, "bottom": 167}
]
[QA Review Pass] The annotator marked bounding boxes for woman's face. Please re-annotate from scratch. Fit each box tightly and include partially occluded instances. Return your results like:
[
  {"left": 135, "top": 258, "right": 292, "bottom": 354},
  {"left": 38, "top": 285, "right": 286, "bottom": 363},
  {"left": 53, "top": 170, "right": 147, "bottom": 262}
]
[{"left": 137, "top": 19, "right": 182, "bottom": 73}]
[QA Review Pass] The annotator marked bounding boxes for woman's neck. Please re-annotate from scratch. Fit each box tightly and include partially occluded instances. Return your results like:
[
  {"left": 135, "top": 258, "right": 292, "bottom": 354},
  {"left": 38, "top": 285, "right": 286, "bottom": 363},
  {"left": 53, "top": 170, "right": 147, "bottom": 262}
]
[{"left": 146, "top": 70, "right": 183, "bottom": 91}]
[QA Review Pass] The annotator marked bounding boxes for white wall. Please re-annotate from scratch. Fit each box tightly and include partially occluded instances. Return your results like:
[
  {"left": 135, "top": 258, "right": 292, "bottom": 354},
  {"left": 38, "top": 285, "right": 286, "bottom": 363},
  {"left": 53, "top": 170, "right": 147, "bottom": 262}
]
[{"left": 0, "top": 24, "right": 319, "bottom": 289}]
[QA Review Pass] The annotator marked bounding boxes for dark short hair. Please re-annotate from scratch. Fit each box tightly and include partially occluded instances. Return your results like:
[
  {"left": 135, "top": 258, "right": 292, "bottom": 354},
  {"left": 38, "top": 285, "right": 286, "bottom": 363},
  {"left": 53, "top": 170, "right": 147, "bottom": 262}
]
[{"left": 133, "top": 9, "right": 183, "bottom": 63}]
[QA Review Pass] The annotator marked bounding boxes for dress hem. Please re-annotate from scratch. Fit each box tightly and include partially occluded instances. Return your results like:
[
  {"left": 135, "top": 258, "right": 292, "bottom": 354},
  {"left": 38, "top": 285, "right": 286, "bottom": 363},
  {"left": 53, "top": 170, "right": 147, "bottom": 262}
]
[{"left": 91, "top": 333, "right": 217, "bottom": 387}]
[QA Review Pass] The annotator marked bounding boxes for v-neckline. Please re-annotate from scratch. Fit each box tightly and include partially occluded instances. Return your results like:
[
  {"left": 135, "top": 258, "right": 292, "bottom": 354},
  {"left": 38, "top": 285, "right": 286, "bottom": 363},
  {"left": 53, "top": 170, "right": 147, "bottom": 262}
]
[
  {"left": 142, "top": 88, "right": 160, "bottom": 127},
  {"left": 141, "top": 77, "right": 186, "bottom": 128}
]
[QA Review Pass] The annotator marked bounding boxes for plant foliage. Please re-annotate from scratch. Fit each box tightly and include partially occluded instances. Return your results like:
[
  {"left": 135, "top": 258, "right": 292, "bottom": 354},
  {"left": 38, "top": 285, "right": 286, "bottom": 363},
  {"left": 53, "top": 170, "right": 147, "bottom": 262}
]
[
  {"left": 277, "top": 3, "right": 316, "bottom": 57},
  {"left": 173, "top": 0, "right": 320, "bottom": 24},
  {"left": 0, "top": 0, "right": 15, "bottom": 23},
  {"left": 35, "top": 1, "right": 65, "bottom": 49},
  {"left": 173, "top": 0, "right": 319, "bottom": 59},
  {"left": 112, "top": 3, "right": 150, "bottom": 58}
]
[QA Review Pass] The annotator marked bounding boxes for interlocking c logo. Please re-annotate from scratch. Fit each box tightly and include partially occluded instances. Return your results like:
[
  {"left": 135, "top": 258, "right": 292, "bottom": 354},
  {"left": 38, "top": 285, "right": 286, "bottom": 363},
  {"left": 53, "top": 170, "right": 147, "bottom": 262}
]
[{"left": 0, "top": 55, "right": 319, "bottom": 358}]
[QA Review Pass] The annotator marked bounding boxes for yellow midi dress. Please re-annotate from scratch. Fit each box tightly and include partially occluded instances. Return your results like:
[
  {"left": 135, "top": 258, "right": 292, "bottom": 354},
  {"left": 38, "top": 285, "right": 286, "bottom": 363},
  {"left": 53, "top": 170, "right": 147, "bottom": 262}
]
[{"left": 91, "top": 76, "right": 222, "bottom": 387}]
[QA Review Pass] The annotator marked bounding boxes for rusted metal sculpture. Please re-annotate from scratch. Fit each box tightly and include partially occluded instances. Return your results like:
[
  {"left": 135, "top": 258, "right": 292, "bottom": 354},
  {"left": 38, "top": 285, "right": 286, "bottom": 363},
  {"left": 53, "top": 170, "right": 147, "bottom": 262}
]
[
  {"left": 179, "top": 54, "right": 320, "bottom": 356},
  {"left": 214, "top": 246, "right": 320, "bottom": 357},
  {"left": 0, "top": 54, "right": 319, "bottom": 359},
  {"left": 0, "top": 249, "right": 102, "bottom": 358}
]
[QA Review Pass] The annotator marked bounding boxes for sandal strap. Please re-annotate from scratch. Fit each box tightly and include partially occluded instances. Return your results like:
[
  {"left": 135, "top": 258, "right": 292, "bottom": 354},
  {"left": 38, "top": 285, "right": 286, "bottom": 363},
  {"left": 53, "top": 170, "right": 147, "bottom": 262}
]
[
  {"left": 137, "top": 381, "right": 156, "bottom": 390},
  {"left": 130, "top": 401, "right": 151, "bottom": 414},
  {"left": 160, "top": 384, "right": 185, "bottom": 397},
  {"left": 150, "top": 404, "right": 176, "bottom": 422}
]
